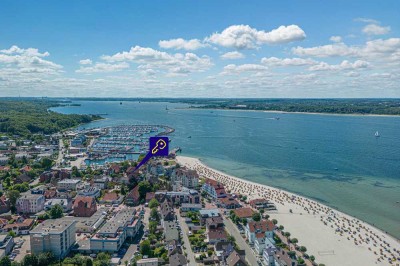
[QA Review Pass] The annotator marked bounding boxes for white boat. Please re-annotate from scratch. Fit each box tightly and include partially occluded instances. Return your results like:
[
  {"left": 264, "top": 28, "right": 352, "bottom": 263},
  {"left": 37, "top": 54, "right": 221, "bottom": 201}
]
[{"left": 375, "top": 131, "right": 380, "bottom": 137}]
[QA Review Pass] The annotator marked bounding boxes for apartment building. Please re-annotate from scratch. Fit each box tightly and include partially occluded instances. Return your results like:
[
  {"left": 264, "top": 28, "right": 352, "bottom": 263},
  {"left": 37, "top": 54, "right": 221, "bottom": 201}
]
[{"left": 16, "top": 193, "right": 45, "bottom": 214}]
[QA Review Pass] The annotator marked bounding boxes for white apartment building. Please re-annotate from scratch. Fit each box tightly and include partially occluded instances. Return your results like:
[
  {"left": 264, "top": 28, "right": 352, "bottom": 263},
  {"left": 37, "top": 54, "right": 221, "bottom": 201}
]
[
  {"left": 16, "top": 193, "right": 45, "bottom": 214},
  {"left": 57, "top": 179, "right": 81, "bottom": 191},
  {"left": 30, "top": 219, "right": 77, "bottom": 259},
  {"left": 171, "top": 167, "right": 199, "bottom": 189}
]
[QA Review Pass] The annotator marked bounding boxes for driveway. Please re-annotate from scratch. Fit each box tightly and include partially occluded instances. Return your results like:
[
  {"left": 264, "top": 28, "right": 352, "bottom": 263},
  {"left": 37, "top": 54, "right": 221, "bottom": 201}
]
[
  {"left": 223, "top": 217, "right": 259, "bottom": 266},
  {"left": 176, "top": 211, "right": 198, "bottom": 265}
]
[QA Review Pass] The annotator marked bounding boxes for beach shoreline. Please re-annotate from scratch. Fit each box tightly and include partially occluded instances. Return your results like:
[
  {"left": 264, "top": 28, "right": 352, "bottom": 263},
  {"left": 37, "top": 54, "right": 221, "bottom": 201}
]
[{"left": 176, "top": 155, "right": 400, "bottom": 266}]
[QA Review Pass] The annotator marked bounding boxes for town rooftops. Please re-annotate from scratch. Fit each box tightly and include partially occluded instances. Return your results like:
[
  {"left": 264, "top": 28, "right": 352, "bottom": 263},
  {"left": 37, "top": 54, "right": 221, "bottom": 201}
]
[
  {"left": 102, "top": 192, "right": 119, "bottom": 201},
  {"left": 234, "top": 207, "right": 255, "bottom": 219},
  {"left": 207, "top": 228, "right": 227, "bottom": 240},
  {"left": 73, "top": 196, "right": 96, "bottom": 209},
  {"left": 18, "top": 193, "right": 43, "bottom": 200},
  {"left": 30, "top": 218, "right": 76, "bottom": 234},
  {"left": 97, "top": 208, "right": 136, "bottom": 235}
]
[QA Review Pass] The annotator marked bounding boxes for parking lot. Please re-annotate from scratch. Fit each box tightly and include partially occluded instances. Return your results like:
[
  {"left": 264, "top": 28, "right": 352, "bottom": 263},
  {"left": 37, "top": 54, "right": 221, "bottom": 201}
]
[{"left": 13, "top": 235, "right": 30, "bottom": 262}]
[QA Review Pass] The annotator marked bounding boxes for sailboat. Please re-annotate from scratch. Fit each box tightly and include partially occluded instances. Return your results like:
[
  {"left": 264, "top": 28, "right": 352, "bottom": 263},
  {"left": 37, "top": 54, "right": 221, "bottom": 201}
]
[
  {"left": 166, "top": 105, "right": 169, "bottom": 111},
  {"left": 375, "top": 131, "right": 380, "bottom": 137}
]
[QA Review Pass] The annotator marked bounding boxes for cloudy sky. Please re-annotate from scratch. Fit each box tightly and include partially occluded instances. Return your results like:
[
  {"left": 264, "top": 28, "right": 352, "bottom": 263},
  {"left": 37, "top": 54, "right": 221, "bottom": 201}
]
[{"left": 0, "top": 0, "right": 399, "bottom": 97}]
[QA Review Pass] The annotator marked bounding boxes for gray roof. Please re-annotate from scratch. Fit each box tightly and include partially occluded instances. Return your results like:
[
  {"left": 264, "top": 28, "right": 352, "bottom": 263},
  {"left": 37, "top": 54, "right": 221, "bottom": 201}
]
[
  {"left": 164, "top": 221, "right": 179, "bottom": 242},
  {"left": 98, "top": 208, "right": 136, "bottom": 235},
  {"left": 30, "top": 218, "right": 76, "bottom": 234}
]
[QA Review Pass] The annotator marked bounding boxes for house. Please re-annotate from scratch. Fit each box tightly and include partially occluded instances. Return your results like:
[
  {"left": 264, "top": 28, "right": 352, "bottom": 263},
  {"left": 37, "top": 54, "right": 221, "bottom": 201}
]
[
  {"left": 160, "top": 199, "right": 175, "bottom": 222},
  {"left": 249, "top": 198, "right": 276, "bottom": 210},
  {"left": 0, "top": 196, "right": 10, "bottom": 214},
  {"left": 202, "top": 178, "right": 227, "bottom": 199},
  {"left": 273, "top": 248, "right": 298, "bottom": 266},
  {"left": 219, "top": 197, "right": 241, "bottom": 209},
  {"left": 254, "top": 235, "right": 275, "bottom": 255},
  {"left": 171, "top": 167, "right": 199, "bottom": 189},
  {"left": 207, "top": 228, "right": 227, "bottom": 244},
  {"left": 136, "top": 258, "right": 163, "bottom": 266},
  {"left": 108, "top": 164, "right": 121, "bottom": 175},
  {"left": 20, "top": 165, "right": 32, "bottom": 173},
  {"left": 93, "top": 175, "right": 110, "bottom": 189},
  {"left": 263, "top": 244, "right": 278, "bottom": 266},
  {"left": 15, "top": 174, "right": 31, "bottom": 184},
  {"left": 44, "top": 189, "right": 58, "bottom": 199},
  {"left": 39, "top": 171, "right": 55, "bottom": 183},
  {"left": 100, "top": 192, "right": 124, "bottom": 205},
  {"left": 2, "top": 218, "right": 34, "bottom": 235},
  {"left": 169, "top": 253, "right": 188, "bottom": 266},
  {"left": 180, "top": 203, "right": 202, "bottom": 212},
  {"left": 155, "top": 188, "right": 200, "bottom": 205},
  {"left": 205, "top": 216, "right": 224, "bottom": 230},
  {"left": 125, "top": 186, "right": 140, "bottom": 206},
  {"left": 245, "top": 220, "right": 275, "bottom": 244},
  {"left": 73, "top": 196, "right": 97, "bottom": 217},
  {"left": 233, "top": 208, "right": 255, "bottom": 220},
  {"left": 16, "top": 194, "right": 45, "bottom": 214},
  {"left": 44, "top": 198, "right": 72, "bottom": 212},
  {"left": 77, "top": 187, "right": 101, "bottom": 198},
  {"left": 145, "top": 192, "right": 155, "bottom": 203},
  {"left": 226, "top": 250, "right": 247, "bottom": 266},
  {"left": 57, "top": 179, "right": 81, "bottom": 191},
  {"left": 214, "top": 241, "right": 234, "bottom": 261},
  {"left": 199, "top": 209, "right": 220, "bottom": 225}
]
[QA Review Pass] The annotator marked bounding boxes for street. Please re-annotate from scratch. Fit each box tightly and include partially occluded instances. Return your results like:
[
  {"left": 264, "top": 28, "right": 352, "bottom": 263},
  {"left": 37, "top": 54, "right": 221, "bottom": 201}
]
[
  {"left": 223, "top": 217, "right": 259, "bottom": 266},
  {"left": 176, "top": 211, "right": 197, "bottom": 265}
]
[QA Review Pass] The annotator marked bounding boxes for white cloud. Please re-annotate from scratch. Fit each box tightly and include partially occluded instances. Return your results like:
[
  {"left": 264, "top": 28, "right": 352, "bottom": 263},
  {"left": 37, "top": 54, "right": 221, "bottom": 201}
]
[
  {"left": 101, "top": 46, "right": 213, "bottom": 76},
  {"left": 354, "top": 18, "right": 379, "bottom": 24},
  {"left": 206, "top": 24, "right": 305, "bottom": 49},
  {"left": 76, "top": 62, "right": 129, "bottom": 73},
  {"left": 330, "top": 36, "right": 342, "bottom": 42},
  {"left": 159, "top": 38, "right": 205, "bottom": 50},
  {"left": 79, "top": 59, "right": 92, "bottom": 65},
  {"left": 261, "top": 57, "right": 317, "bottom": 66},
  {"left": 309, "top": 60, "right": 370, "bottom": 71},
  {"left": 221, "top": 63, "right": 268, "bottom": 75},
  {"left": 292, "top": 43, "right": 358, "bottom": 57},
  {"left": 362, "top": 24, "right": 390, "bottom": 35},
  {"left": 220, "top": 51, "right": 245, "bottom": 60}
]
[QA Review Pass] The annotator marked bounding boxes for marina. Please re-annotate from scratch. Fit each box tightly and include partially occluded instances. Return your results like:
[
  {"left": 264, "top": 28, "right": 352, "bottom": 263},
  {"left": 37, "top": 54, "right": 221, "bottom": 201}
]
[{"left": 82, "top": 125, "right": 174, "bottom": 165}]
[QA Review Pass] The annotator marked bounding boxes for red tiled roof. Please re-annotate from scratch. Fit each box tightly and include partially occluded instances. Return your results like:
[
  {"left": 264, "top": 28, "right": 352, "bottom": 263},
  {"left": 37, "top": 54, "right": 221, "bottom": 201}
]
[
  {"left": 208, "top": 228, "right": 227, "bottom": 240},
  {"left": 102, "top": 192, "right": 119, "bottom": 201},
  {"left": 3, "top": 218, "right": 34, "bottom": 230},
  {"left": 234, "top": 207, "right": 255, "bottom": 219},
  {"left": 127, "top": 186, "right": 140, "bottom": 201},
  {"left": 249, "top": 198, "right": 269, "bottom": 205},
  {"left": 73, "top": 196, "right": 96, "bottom": 208},
  {"left": 248, "top": 220, "right": 275, "bottom": 233}
]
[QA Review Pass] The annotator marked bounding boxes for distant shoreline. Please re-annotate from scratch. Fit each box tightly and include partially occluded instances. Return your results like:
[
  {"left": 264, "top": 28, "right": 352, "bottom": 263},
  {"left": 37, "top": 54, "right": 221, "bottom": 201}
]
[{"left": 180, "top": 107, "right": 400, "bottom": 118}]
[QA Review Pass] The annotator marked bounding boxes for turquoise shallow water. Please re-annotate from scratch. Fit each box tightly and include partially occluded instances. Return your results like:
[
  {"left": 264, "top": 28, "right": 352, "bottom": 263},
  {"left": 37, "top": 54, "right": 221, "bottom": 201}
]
[{"left": 53, "top": 101, "right": 400, "bottom": 239}]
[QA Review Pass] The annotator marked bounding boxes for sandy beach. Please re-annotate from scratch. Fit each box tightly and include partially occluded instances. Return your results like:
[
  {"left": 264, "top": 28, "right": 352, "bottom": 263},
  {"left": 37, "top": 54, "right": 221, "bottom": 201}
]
[{"left": 176, "top": 155, "right": 400, "bottom": 266}]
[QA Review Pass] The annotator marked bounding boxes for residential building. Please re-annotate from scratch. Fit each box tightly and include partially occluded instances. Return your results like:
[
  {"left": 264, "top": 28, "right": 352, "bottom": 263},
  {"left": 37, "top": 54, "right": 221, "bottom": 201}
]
[
  {"left": 233, "top": 208, "right": 255, "bottom": 220},
  {"left": 100, "top": 192, "right": 124, "bottom": 205},
  {"left": 15, "top": 174, "right": 31, "bottom": 184},
  {"left": 77, "top": 187, "right": 101, "bottom": 198},
  {"left": 169, "top": 253, "right": 188, "bottom": 266},
  {"left": 90, "top": 208, "right": 141, "bottom": 252},
  {"left": 137, "top": 258, "right": 162, "bottom": 266},
  {"left": 170, "top": 167, "right": 199, "bottom": 189},
  {"left": 0, "top": 234, "right": 14, "bottom": 258},
  {"left": 263, "top": 244, "right": 278, "bottom": 266},
  {"left": 44, "top": 198, "right": 72, "bottom": 212},
  {"left": 180, "top": 203, "right": 202, "bottom": 212},
  {"left": 273, "top": 248, "right": 298, "bottom": 266},
  {"left": 1, "top": 218, "right": 34, "bottom": 235},
  {"left": 155, "top": 188, "right": 200, "bottom": 205},
  {"left": 249, "top": 198, "right": 276, "bottom": 210},
  {"left": 16, "top": 193, "right": 45, "bottom": 214},
  {"left": 93, "top": 176, "right": 110, "bottom": 190},
  {"left": 207, "top": 228, "right": 227, "bottom": 244},
  {"left": 73, "top": 196, "right": 97, "bottom": 217},
  {"left": 245, "top": 220, "right": 275, "bottom": 244},
  {"left": 125, "top": 186, "right": 140, "bottom": 206},
  {"left": 145, "top": 192, "right": 155, "bottom": 203},
  {"left": 226, "top": 250, "right": 247, "bottom": 266},
  {"left": 57, "top": 179, "right": 81, "bottom": 191},
  {"left": 30, "top": 219, "right": 77, "bottom": 259},
  {"left": 0, "top": 196, "right": 10, "bottom": 214},
  {"left": 160, "top": 199, "right": 175, "bottom": 223},
  {"left": 219, "top": 197, "right": 241, "bottom": 209},
  {"left": 202, "top": 178, "right": 227, "bottom": 199}
]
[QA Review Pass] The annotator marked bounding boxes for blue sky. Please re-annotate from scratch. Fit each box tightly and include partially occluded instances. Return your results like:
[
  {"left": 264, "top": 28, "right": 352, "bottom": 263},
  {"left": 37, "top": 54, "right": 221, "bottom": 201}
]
[{"left": 0, "top": 1, "right": 399, "bottom": 97}]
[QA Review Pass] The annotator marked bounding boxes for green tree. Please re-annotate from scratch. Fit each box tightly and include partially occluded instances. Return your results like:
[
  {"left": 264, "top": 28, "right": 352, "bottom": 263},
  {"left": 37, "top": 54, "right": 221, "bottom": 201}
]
[
  {"left": 37, "top": 252, "right": 54, "bottom": 266},
  {"left": 252, "top": 212, "right": 261, "bottom": 222},
  {"left": 149, "top": 221, "right": 158, "bottom": 234},
  {"left": 310, "top": 255, "right": 315, "bottom": 262},
  {"left": 140, "top": 240, "right": 152, "bottom": 256},
  {"left": 291, "top": 238, "right": 298, "bottom": 244},
  {"left": 150, "top": 207, "right": 159, "bottom": 221},
  {"left": 148, "top": 198, "right": 159, "bottom": 209},
  {"left": 241, "top": 218, "right": 247, "bottom": 225},
  {"left": 7, "top": 190, "right": 20, "bottom": 209},
  {"left": 40, "top": 158, "right": 53, "bottom": 170},
  {"left": 86, "top": 258, "right": 93, "bottom": 266},
  {"left": 299, "top": 246, "right": 307, "bottom": 252},
  {"left": 49, "top": 204, "right": 64, "bottom": 219},
  {"left": 23, "top": 254, "right": 38, "bottom": 266},
  {"left": 0, "top": 256, "right": 11, "bottom": 266},
  {"left": 138, "top": 181, "right": 151, "bottom": 200},
  {"left": 272, "top": 219, "right": 278, "bottom": 225}
]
